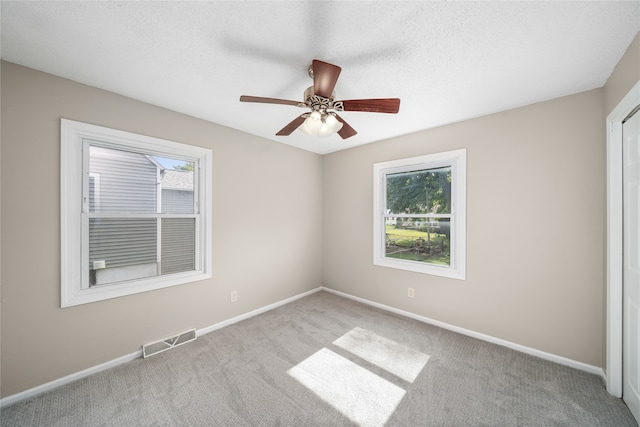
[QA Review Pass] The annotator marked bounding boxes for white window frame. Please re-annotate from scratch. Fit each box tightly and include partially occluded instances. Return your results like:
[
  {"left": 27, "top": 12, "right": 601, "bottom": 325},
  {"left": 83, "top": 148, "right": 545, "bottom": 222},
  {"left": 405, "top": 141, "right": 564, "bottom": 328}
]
[
  {"left": 61, "top": 119, "right": 213, "bottom": 307},
  {"left": 373, "top": 149, "right": 466, "bottom": 280}
]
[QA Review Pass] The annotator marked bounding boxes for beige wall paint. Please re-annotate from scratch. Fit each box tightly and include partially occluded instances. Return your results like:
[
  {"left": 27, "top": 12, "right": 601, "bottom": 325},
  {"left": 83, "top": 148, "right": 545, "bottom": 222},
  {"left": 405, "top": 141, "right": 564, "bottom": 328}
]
[
  {"left": 604, "top": 32, "right": 640, "bottom": 116},
  {"left": 323, "top": 89, "right": 605, "bottom": 366},
  {"left": 0, "top": 61, "right": 323, "bottom": 397}
]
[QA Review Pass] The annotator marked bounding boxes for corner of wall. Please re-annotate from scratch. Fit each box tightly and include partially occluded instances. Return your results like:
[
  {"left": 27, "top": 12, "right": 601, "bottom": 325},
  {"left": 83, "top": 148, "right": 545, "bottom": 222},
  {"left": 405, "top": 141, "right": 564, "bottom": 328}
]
[{"left": 604, "top": 32, "right": 640, "bottom": 116}]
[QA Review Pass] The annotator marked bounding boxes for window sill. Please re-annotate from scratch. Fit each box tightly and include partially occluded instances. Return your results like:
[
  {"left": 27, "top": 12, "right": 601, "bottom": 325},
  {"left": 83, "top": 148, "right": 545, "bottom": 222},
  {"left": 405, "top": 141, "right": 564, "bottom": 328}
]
[
  {"left": 62, "top": 270, "right": 211, "bottom": 307},
  {"left": 373, "top": 257, "right": 465, "bottom": 280}
]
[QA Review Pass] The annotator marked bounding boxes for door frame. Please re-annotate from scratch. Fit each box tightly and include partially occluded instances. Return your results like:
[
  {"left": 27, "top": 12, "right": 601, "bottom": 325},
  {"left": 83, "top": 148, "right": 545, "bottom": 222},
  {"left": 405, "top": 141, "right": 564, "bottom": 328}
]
[{"left": 606, "top": 79, "right": 640, "bottom": 397}]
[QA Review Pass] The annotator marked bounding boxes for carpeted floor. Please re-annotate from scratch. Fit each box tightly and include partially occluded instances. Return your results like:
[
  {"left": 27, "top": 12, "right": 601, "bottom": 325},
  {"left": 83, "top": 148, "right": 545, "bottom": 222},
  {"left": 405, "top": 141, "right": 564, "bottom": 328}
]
[{"left": 1, "top": 291, "right": 637, "bottom": 426}]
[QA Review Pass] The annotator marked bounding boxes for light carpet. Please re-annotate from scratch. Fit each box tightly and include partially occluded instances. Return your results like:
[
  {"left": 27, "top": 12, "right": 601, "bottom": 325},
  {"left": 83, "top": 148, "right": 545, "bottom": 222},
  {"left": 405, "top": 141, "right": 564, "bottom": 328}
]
[{"left": 1, "top": 291, "right": 637, "bottom": 426}]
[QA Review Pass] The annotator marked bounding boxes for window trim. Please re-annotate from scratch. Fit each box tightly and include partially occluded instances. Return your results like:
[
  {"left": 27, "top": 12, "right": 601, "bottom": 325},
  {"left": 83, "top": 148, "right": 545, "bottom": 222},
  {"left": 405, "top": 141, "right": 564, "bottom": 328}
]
[
  {"left": 373, "top": 149, "right": 466, "bottom": 280},
  {"left": 61, "top": 119, "right": 213, "bottom": 307}
]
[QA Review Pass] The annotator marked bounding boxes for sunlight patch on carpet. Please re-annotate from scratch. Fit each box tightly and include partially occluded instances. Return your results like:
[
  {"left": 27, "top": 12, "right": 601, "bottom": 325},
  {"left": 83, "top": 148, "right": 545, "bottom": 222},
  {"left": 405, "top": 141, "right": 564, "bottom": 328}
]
[
  {"left": 288, "top": 348, "right": 405, "bottom": 426},
  {"left": 333, "top": 327, "right": 430, "bottom": 383}
]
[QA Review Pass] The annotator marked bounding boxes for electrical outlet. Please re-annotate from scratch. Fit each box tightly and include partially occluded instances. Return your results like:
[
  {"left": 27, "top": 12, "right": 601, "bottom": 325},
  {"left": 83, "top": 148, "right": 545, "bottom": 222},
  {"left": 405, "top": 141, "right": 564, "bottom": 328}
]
[
  {"left": 408, "top": 288, "right": 415, "bottom": 298},
  {"left": 230, "top": 291, "right": 238, "bottom": 303}
]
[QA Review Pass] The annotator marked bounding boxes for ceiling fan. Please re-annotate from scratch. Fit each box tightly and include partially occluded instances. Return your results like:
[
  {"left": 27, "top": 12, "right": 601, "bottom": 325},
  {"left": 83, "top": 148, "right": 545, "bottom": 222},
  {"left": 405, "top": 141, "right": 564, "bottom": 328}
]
[{"left": 239, "top": 59, "right": 400, "bottom": 139}]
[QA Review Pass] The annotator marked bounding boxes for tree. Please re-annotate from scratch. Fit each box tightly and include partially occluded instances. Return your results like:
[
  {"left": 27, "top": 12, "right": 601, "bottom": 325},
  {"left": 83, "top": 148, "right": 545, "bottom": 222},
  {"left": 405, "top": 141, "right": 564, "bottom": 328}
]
[
  {"left": 386, "top": 167, "right": 451, "bottom": 215},
  {"left": 174, "top": 162, "right": 194, "bottom": 172}
]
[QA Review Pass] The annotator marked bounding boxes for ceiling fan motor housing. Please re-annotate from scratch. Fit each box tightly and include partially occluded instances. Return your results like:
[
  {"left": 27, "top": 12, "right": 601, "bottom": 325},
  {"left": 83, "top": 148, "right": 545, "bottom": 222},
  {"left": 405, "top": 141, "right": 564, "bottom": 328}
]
[{"left": 304, "top": 86, "right": 344, "bottom": 115}]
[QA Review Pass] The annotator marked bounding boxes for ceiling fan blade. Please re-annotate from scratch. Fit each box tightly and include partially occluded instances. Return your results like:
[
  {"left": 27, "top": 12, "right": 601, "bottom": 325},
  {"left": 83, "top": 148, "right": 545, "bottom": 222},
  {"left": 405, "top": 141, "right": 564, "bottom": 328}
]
[
  {"left": 334, "top": 114, "right": 357, "bottom": 139},
  {"left": 312, "top": 60, "right": 341, "bottom": 98},
  {"left": 240, "top": 95, "right": 303, "bottom": 107},
  {"left": 276, "top": 115, "right": 307, "bottom": 136},
  {"left": 340, "top": 98, "right": 401, "bottom": 114}
]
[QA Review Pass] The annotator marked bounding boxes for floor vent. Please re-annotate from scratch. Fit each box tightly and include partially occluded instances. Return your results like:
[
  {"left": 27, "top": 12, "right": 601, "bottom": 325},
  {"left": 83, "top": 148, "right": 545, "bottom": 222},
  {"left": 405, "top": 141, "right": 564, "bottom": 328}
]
[{"left": 142, "top": 329, "right": 197, "bottom": 358}]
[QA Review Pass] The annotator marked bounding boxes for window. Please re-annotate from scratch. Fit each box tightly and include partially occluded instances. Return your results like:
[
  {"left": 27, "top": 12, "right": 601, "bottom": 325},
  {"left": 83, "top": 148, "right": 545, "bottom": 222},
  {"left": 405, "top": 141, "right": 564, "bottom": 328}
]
[
  {"left": 373, "top": 149, "right": 466, "bottom": 279},
  {"left": 61, "top": 119, "right": 212, "bottom": 307}
]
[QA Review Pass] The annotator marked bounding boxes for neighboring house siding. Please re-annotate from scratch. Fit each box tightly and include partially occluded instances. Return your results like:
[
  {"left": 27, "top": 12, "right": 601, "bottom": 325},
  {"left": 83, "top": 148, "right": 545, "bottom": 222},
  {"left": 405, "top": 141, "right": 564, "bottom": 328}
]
[
  {"left": 90, "top": 218, "right": 157, "bottom": 269},
  {"left": 88, "top": 153, "right": 196, "bottom": 283},
  {"left": 89, "top": 146, "right": 157, "bottom": 212},
  {"left": 162, "top": 189, "right": 193, "bottom": 214},
  {"left": 160, "top": 169, "right": 195, "bottom": 275},
  {"left": 161, "top": 218, "right": 195, "bottom": 275},
  {"left": 88, "top": 147, "right": 159, "bottom": 283}
]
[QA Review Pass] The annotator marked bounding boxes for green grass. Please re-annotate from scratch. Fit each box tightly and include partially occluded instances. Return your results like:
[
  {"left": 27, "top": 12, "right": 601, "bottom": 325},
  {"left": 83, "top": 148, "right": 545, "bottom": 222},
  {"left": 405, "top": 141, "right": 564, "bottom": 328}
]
[
  {"left": 385, "top": 225, "right": 439, "bottom": 246},
  {"left": 385, "top": 225, "right": 450, "bottom": 265},
  {"left": 387, "top": 251, "right": 450, "bottom": 265}
]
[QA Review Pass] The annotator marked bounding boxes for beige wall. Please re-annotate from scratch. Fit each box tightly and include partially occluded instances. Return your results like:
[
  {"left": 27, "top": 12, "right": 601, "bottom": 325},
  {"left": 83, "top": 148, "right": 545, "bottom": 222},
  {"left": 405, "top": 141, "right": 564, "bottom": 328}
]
[
  {"left": 604, "top": 32, "right": 640, "bottom": 116},
  {"left": 0, "top": 61, "right": 323, "bottom": 397},
  {"left": 323, "top": 89, "right": 606, "bottom": 366}
]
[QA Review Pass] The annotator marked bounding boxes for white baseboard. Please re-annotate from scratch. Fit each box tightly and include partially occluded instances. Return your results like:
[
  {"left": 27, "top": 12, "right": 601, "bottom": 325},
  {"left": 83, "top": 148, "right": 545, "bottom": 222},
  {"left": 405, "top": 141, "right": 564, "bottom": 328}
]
[
  {"left": 0, "top": 286, "right": 323, "bottom": 409},
  {"left": 196, "top": 287, "right": 322, "bottom": 336},
  {"left": 321, "top": 287, "right": 605, "bottom": 379},
  {"left": 0, "top": 350, "right": 142, "bottom": 409}
]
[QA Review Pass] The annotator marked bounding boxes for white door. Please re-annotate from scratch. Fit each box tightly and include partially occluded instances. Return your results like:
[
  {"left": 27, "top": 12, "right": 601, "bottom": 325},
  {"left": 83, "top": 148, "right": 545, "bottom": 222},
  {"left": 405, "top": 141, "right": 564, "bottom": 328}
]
[{"left": 623, "top": 105, "right": 640, "bottom": 424}]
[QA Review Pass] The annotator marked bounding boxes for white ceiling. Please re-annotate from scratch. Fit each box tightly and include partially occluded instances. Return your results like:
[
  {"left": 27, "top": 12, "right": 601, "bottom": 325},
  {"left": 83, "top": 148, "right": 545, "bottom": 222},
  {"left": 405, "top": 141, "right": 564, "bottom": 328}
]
[{"left": 2, "top": 1, "right": 639, "bottom": 155}]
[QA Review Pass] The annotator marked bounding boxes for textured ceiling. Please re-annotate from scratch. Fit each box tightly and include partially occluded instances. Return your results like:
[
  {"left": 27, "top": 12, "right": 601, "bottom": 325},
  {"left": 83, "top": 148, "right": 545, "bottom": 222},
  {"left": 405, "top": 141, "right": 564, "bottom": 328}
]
[{"left": 2, "top": 1, "right": 639, "bottom": 154}]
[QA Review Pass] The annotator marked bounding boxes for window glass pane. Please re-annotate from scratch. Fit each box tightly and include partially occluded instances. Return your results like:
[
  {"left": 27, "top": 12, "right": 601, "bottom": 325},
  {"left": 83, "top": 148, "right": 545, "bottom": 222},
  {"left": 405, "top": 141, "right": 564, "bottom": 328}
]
[
  {"left": 89, "top": 217, "right": 196, "bottom": 287},
  {"left": 386, "top": 167, "right": 451, "bottom": 215},
  {"left": 161, "top": 218, "right": 195, "bottom": 275},
  {"left": 89, "top": 146, "right": 158, "bottom": 213},
  {"left": 89, "top": 218, "right": 158, "bottom": 287},
  {"left": 159, "top": 165, "right": 194, "bottom": 214},
  {"left": 385, "top": 217, "right": 450, "bottom": 266}
]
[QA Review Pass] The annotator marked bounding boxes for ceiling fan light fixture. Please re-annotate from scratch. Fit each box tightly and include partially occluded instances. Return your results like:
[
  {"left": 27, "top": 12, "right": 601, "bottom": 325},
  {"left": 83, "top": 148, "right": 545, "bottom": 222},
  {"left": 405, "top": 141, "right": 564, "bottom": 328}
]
[
  {"left": 300, "top": 111, "right": 343, "bottom": 137},
  {"left": 317, "top": 121, "right": 332, "bottom": 137},
  {"left": 321, "top": 113, "right": 343, "bottom": 137},
  {"left": 300, "top": 111, "right": 322, "bottom": 136}
]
